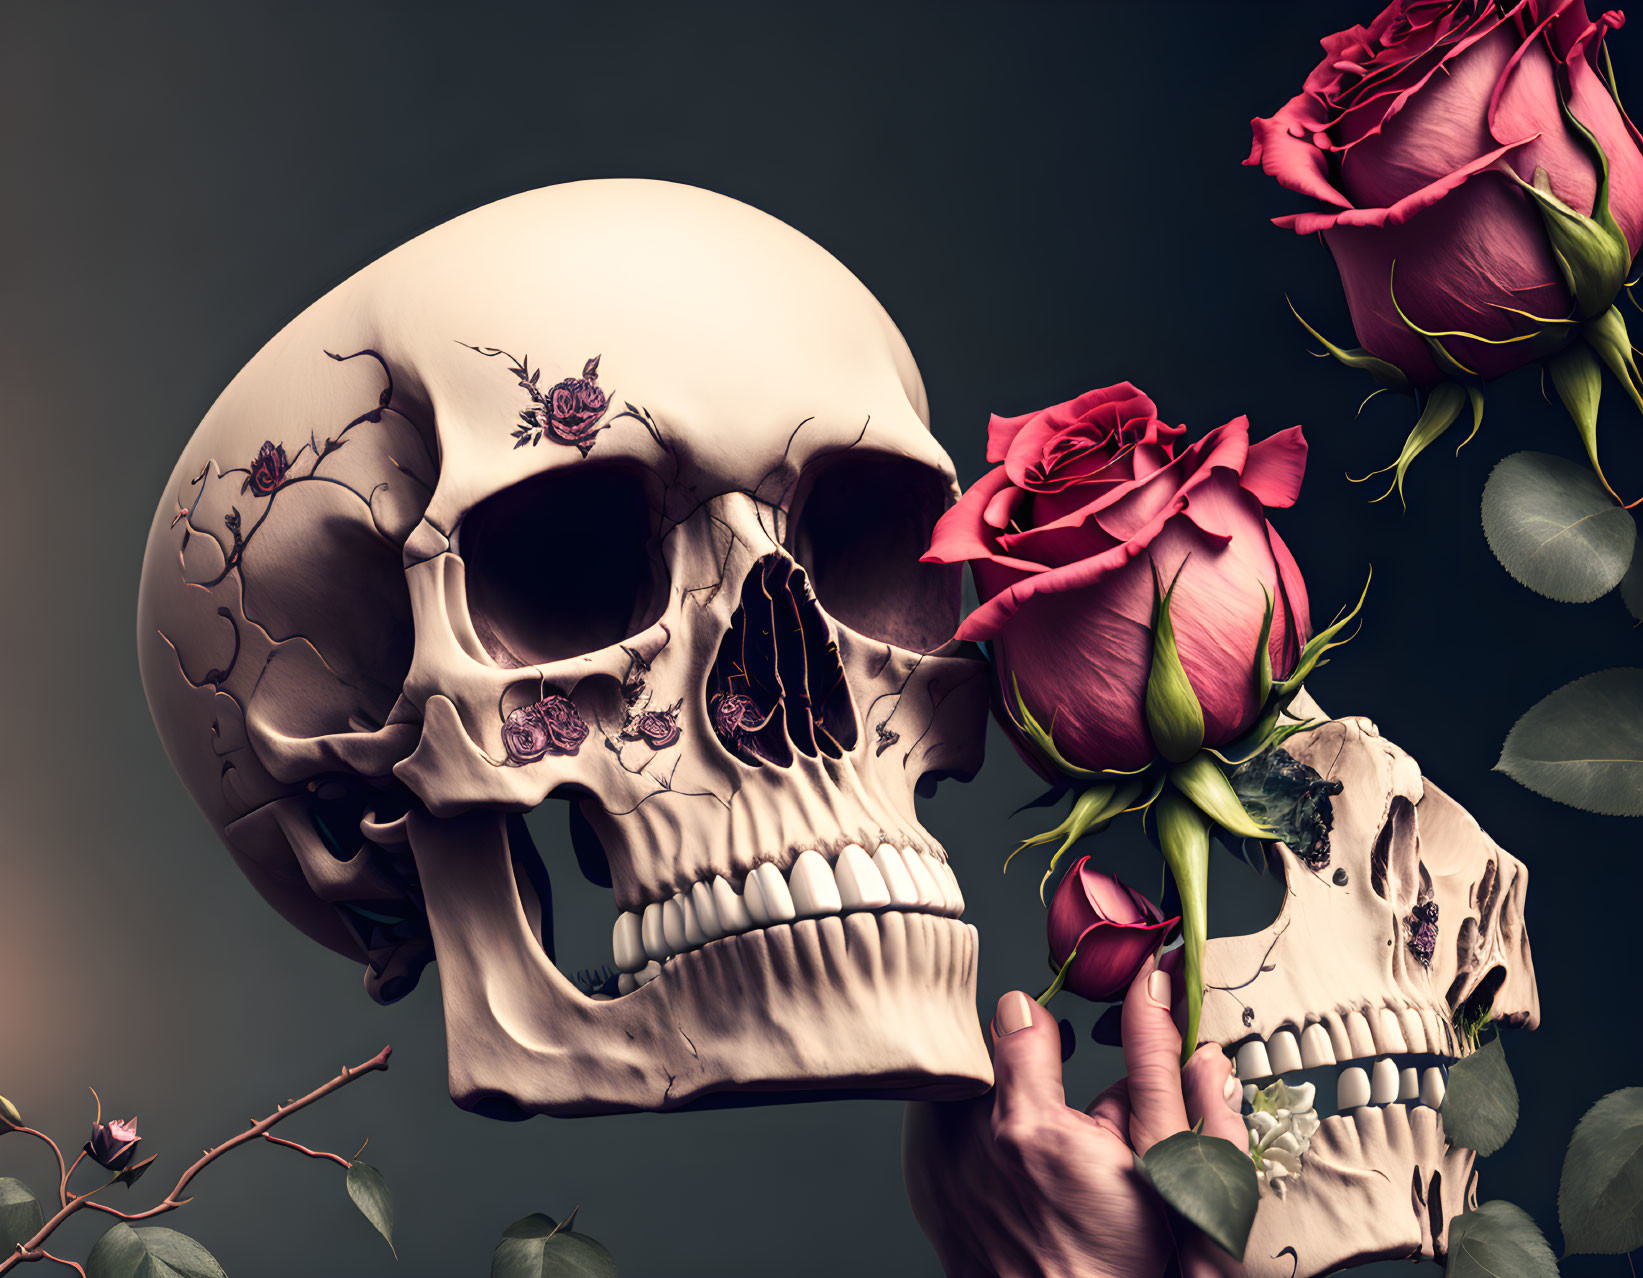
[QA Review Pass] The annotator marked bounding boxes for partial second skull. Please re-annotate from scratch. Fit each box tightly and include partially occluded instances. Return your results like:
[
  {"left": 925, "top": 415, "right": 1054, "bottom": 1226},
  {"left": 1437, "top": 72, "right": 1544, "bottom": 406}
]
[
  {"left": 138, "top": 179, "right": 994, "bottom": 1116},
  {"left": 1202, "top": 699, "right": 1539, "bottom": 1276}
]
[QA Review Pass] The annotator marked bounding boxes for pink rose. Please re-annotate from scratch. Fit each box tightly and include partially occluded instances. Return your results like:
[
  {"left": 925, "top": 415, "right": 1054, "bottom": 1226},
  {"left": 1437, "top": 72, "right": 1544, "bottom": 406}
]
[
  {"left": 1248, "top": 0, "right": 1643, "bottom": 383},
  {"left": 85, "top": 1116, "right": 141, "bottom": 1171},
  {"left": 1047, "top": 859, "right": 1179, "bottom": 1002},
  {"left": 923, "top": 384, "right": 1310, "bottom": 774}
]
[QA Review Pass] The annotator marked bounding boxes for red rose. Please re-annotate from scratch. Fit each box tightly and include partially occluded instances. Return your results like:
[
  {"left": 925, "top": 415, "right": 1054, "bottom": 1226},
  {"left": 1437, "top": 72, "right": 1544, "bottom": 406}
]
[
  {"left": 924, "top": 384, "right": 1310, "bottom": 774},
  {"left": 1047, "top": 858, "right": 1179, "bottom": 1002},
  {"left": 1248, "top": 0, "right": 1643, "bottom": 383},
  {"left": 243, "top": 440, "right": 289, "bottom": 497}
]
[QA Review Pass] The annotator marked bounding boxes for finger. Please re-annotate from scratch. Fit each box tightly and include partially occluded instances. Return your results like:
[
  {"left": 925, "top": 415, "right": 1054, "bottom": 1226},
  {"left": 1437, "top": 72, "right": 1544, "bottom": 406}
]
[
  {"left": 1120, "top": 954, "right": 1188, "bottom": 1155},
  {"left": 1083, "top": 1077, "right": 1131, "bottom": 1145},
  {"left": 1181, "top": 1043, "right": 1246, "bottom": 1146},
  {"left": 1160, "top": 946, "right": 1189, "bottom": 1040},
  {"left": 988, "top": 990, "right": 1067, "bottom": 1128}
]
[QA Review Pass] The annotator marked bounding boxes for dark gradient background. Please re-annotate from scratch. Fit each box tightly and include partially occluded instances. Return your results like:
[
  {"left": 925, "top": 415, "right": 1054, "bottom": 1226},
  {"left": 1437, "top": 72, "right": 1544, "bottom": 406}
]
[{"left": 2, "top": 3, "right": 1637, "bottom": 1275}]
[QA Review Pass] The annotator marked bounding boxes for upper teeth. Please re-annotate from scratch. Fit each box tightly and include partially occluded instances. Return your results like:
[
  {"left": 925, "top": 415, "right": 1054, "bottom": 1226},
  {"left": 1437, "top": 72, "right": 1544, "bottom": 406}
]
[
  {"left": 609, "top": 842, "right": 961, "bottom": 982},
  {"left": 1232, "top": 1006, "right": 1459, "bottom": 1120}
]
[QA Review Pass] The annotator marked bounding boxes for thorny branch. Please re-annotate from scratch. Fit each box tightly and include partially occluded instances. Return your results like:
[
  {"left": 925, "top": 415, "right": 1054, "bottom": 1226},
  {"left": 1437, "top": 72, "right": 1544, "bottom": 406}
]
[{"left": 0, "top": 1046, "right": 391, "bottom": 1275}]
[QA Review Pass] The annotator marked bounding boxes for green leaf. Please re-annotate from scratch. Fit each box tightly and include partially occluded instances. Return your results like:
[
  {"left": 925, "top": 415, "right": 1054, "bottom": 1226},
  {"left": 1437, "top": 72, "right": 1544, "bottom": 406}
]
[
  {"left": 1558, "top": 1086, "right": 1643, "bottom": 1254},
  {"left": 1135, "top": 1130, "right": 1258, "bottom": 1259},
  {"left": 1440, "top": 1036, "right": 1518, "bottom": 1156},
  {"left": 1619, "top": 534, "right": 1643, "bottom": 621},
  {"left": 492, "top": 1213, "right": 618, "bottom": 1278},
  {"left": 345, "top": 1159, "right": 396, "bottom": 1258},
  {"left": 1481, "top": 451, "right": 1634, "bottom": 602},
  {"left": 1496, "top": 669, "right": 1643, "bottom": 815},
  {"left": 1446, "top": 1201, "right": 1558, "bottom": 1278},
  {"left": 0, "top": 1178, "right": 44, "bottom": 1254},
  {"left": 85, "top": 1224, "right": 228, "bottom": 1278}
]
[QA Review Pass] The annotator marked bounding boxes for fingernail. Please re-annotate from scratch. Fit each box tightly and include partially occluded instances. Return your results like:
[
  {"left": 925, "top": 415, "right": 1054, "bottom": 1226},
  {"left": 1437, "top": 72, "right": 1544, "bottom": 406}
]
[
  {"left": 998, "top": 991, "right": 1035, "bottom": 1035},
  {"left": 1147, "top": 970, "right": 1171, "bottom": 1008},
  {"left": 1223, "top": 1072, "right": 1242, "bottom": 1111}
]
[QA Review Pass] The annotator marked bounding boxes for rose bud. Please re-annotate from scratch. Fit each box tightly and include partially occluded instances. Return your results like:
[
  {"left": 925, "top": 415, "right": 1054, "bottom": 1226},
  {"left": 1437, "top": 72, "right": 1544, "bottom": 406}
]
[
  {"left": 85, "top": 1116, "right": 141, "bottom": 1171},
  {"left": 1046, "top": 858, "right": 1179, "bottom": 1001},
  {"left": 924, "top": 383, "right": 1310, "bottom": 776}
]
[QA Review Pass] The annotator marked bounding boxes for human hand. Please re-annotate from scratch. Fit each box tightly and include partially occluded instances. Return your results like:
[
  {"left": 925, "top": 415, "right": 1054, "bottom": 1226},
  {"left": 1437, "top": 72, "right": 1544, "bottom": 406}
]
[{"left": 903, "top": 954, "right": 1247, "bottom": 1278}]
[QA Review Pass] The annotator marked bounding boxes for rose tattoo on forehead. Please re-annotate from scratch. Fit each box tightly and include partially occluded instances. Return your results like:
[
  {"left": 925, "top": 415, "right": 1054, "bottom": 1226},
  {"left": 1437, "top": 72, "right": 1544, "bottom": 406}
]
[{"left": 459, "top": 346, "right": 613, "bottom": 456}]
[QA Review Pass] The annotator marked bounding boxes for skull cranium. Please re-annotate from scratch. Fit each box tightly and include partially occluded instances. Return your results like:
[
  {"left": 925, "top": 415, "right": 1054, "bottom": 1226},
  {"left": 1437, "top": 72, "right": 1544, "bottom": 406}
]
[{"left": 138, "top": 179, "right": 994, "bottom": 1117}]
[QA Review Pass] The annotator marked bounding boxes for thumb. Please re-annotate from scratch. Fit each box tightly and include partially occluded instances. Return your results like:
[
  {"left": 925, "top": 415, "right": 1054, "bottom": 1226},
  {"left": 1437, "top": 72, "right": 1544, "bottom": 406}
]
[
  {"left": 1121, "top": 954, "right": 1190, "bottom": 1155},
  {"left": 989, "top": 990, "right": 1067, "bottom": 1128}
]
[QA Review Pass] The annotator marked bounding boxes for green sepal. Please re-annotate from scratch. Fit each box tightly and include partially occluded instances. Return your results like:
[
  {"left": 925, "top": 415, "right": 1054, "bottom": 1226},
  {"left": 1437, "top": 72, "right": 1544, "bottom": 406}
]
[
  {"left": 1388, "top": 262, "right": 1554, "bottom": 373},
  {"left": 1286, "top": 298, "right": 1409, "bottom": 389},
  {"left": 1273, "top": 569, "right": 1371, "bottom": 700},
  {"left": 1205, "top": 715, "right": 1320, "bottom": 769},
  {"left": 1145, "top": 565, "right": 1206, "bottom": 764},
  {"left": 1585, "top": 304, "right": 1643, "bottom": 424},
  {"left": 1524, "top": 98, "right": 1632, "bottom": 316},
  {"left": 1252, "top": 588, "right": 1275, "bottom": 711},
  {"left": 1006, "top": 673, "right": 1150, "bottom": 782},
  {"left": 1037, "top": 943, "right": 1081, "bottom": 1006},
  {"left": 1016, "top": 780, "right": 1148, "bottom": 903},
  {"left": 1546, "top": 336, "right": 1621, "bottom": 500},
  {"left": 1169, "top": 752, "right": 1273, "bottom": 840},
  {"left": 1155, "top": 791, "right": 1211, "bottom": 1063},
  {"left": 1517, "top": 162, "right": 1631, "bottom": 318},
  {"left": 1359, "top": 383, "right": 1470, "bottom": 506}
]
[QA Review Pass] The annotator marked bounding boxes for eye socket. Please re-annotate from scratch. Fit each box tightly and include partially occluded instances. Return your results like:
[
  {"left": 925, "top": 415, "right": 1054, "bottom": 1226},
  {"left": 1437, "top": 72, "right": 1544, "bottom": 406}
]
[
  {"left": 788, "top": 451, "right": 960, "bottom": 653},
  {"left": 461, "top": 465, "right": 666, "bottom": 665}
]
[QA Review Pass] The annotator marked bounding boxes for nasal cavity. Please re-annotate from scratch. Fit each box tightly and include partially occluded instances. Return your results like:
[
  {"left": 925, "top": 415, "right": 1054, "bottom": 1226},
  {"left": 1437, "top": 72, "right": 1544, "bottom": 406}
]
[{"left": 707, "top": 554, "right": 858, "bottom": 767}]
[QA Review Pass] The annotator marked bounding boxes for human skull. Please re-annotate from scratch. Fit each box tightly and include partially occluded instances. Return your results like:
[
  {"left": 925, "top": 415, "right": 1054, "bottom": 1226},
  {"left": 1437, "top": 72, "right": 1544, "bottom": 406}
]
[
  {"left": 1201, "top": 697, "right": 1540, "bottom": 1276},
  {"left": 137, "top": 179, "right": 994, "bottom": 1117}
]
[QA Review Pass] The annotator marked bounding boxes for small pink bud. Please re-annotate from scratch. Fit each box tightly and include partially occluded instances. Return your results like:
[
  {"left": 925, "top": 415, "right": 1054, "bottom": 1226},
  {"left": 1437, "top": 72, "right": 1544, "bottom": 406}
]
[{"left": 86, "top": 1116, "right": 141, "bottom": 1171}]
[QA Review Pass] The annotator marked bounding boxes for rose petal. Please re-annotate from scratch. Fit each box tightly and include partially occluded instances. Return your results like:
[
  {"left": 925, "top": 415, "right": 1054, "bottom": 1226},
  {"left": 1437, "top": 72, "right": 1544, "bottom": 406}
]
[
  {"left": 1242, "top": 425, "right": 1309, "bottom": 510},
  {"left": 1079, "top": 861, "right": 1152, "bottom": 925},
  {"left": 1062, "top": 918, "right": 1179, "bottom": 1002}
]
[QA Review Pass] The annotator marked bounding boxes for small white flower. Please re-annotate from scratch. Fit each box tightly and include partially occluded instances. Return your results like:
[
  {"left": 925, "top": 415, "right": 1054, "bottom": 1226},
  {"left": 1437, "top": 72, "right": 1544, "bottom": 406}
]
[{"left": 1245, "top": 1080, "right": 1321, "bottom": 1197}]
